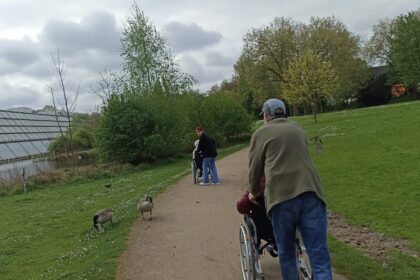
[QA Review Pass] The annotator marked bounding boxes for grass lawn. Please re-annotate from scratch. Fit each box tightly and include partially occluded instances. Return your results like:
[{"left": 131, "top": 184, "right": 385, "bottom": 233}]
[
  {"left": 292, "top": 101, "right": 420, "bottom": 279},
  {"left": 0, "top": 143, "right": 247, "bottom": 280},
  {"left": 1, "top": 101, "right": 419, "bottom": 279}
]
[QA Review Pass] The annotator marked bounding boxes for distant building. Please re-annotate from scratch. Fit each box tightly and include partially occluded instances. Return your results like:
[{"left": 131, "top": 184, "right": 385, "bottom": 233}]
[{"left": 0, "top": 109, "right": 69, "bottom": 163}]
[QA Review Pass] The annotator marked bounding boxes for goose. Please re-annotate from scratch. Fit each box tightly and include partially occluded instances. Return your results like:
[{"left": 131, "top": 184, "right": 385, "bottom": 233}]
[
  {"left": 93, "top": 208, "right": 113, "bottom": 231},
  {"left": 137, "top": 196, "right": 154, "bottom": 220}
]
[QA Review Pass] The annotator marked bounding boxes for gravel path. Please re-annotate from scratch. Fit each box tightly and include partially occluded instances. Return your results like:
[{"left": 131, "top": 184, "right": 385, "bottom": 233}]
[{"left": 116, "top": 148, "right": 345, "bottom": 280}]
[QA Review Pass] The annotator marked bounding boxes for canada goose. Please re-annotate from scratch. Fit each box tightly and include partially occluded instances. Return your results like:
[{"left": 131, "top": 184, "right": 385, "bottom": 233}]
[
  {"left": 93, "top": 208, "right": 113, "bottom": 231},
  {"left": 137, "top": 196, "right": 154, "bottom": 220},
  {"left": 104, "top": 184, "right": 112, "bottom": 188}
]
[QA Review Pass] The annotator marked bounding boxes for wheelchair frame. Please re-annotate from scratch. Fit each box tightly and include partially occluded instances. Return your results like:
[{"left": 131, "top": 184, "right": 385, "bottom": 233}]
[
  {"left": 191, "top": 159, "right": 199, "bottom": 184},
  {"left": 191, "top": 159, "right": 211, "bottom": 184},
  {"left": 239, "top": 215, "right": 312, "bottom": 280}
]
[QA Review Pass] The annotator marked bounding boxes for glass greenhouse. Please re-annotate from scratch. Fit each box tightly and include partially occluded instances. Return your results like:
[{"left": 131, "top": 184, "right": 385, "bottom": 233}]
[{"left": 0, "top": 109, "right": 69, "bottom": 163}]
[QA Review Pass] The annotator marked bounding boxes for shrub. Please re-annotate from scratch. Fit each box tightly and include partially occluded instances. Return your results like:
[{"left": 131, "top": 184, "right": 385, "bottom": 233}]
[
  {"left": 198, "top": 92, "right": 253, "bottom": 146},
  {"left": 95, "top": 92, "right": 186, "bottom": 163}
]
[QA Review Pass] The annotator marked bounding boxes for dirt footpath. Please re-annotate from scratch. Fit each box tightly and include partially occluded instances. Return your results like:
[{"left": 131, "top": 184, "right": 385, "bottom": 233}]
[{"left": 116, "top": 148, "right": 344, "bottom": 280}]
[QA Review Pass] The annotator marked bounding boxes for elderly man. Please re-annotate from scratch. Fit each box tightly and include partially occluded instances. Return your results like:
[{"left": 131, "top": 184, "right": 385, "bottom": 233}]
[{"left": 248, "top": 98, "right": 332, "bottom": 280}]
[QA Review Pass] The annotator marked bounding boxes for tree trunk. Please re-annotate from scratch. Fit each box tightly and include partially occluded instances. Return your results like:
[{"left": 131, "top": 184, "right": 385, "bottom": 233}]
[{"left": 312, "top": 98, "right": 318, "bottom": 123}]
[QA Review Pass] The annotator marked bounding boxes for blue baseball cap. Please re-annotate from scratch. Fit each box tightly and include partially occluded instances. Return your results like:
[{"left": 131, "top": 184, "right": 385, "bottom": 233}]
[{"left": 261, "top": 98, "right": 286, "bottom": 116}]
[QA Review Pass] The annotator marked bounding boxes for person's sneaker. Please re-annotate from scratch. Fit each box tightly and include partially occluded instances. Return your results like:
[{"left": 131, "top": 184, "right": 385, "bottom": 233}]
[
  {"left": 199, "top": 182, "right": 210, "bottom": 186},
  {"left": 212, "top": 182, "right": 220, "bottom": 185}
]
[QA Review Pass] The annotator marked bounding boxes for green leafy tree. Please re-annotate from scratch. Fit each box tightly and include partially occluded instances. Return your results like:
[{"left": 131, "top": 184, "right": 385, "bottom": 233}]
[
  {"left": 302, "top": 17, "right": 371, "bottom": 105},
  {"left": 197, "top": 92, "right": 253, "bottom": 146},
  {"left": 282, "top": 49, "right": 339, "bottom": 122},
  {"left": 121, "top": 3, "right": 194, "bottom": 95},
  {"left": 235, "top": 18, "right": 300, "bottom": 105},
  {"left": 96, "top": 93, "right": 185, "bottom": 163},
  {"left": 234, "top": 16, "right": 369, "bottom": 113},
  {"left": 388, "top": 10, "right": 420, "bottom": 88}
]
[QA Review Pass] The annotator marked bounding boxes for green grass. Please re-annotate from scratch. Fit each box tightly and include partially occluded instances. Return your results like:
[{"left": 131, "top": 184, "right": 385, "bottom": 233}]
[
  {"left": 0, "top": 142, "right": 247, "bottom": 280},
  {"left": 291, "top": 101, "right": 420, "bottom": 278},
  {"left": 2, "top": 100, "right": 420, "bottom": 279}
]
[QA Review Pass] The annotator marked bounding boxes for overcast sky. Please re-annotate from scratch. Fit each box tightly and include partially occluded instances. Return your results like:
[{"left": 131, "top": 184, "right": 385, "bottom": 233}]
[{"left": 0, "top": 0, "right": 418, "bottom": 112}]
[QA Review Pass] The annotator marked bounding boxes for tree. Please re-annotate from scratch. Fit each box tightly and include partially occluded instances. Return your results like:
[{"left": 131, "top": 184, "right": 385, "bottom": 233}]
[
  {"left": 363, "top": 18, "right": 394, "bottom": 64},
  {"left": 198, "top": 92, "right": 253, "bottom": 146},
  {"left": 121, "top": 2, "right": 194, "bottom": 95},
  {"left": 48, "top": 49, "right": 79, "bottom": 167},
  {"left": 91, "top": 69, "right": 124, "bottom": 104},
  {"left": 364, "top": 9, "right": 420, "bottom": 95},
  {"left": 388, "top": 10, "right": 420, "bottom": 88},
  {"left": 234, "top": 16, "right": 369, "bottom": 113},
  {"left": 302, "top": 17, "right": 370, "bottom": 105},
  {"left": 282, "top": 49, "right": 339, "bottom": 122},
  {"left": 234, "top": 18, "right": 300, "bottom": 107}
]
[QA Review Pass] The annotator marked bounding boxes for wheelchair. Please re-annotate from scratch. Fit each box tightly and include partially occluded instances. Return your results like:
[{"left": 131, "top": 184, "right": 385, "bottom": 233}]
[
  {"left": 191, "top": 158, "right": 211, "bottom": 184},
  {"left": 239, "top": 214, "right": 312, "bottom": 280},
  {"left": 191, "top": 159, "right": 200, "bottom": 184}
]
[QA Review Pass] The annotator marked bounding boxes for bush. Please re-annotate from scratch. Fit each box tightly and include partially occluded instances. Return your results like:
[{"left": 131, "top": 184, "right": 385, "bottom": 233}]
[
  {"left": 198, "top": 92, "right": 253, "bottom": 146},
  {"left": 48, "top": 127, "right": 95, "bottom": 154},
  {"left": 95, "top": 92, "right": 187, "bottom": 163},
  {"left": 74, "top": 127, "right": 94, "bottom": 149}
]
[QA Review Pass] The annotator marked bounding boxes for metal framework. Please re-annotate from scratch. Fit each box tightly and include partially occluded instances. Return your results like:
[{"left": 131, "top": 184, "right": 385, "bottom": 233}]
[{"left": 0, "top": 109, "right": 69, "bottom": 163}]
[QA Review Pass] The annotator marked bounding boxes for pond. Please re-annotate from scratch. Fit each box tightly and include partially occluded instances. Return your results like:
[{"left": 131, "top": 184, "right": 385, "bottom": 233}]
[
  {"left": 0, "top": 158, "right": 54, "bottom": 182},
  {"left": 0, "top": 154, "right": 94, "bottom": 183}
]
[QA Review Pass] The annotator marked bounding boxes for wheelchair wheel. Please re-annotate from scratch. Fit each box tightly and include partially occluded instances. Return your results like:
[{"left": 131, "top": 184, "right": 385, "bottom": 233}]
[
  {"left": 239, "top": 217, "right": 265, "bottom": 280},
  {"left": 296, "top": 231, "right": 312, "bottom": 280},
  {"left": 239, "top": 223, "right": 256, "bottom": 280},
  {"left": 191, "top": 160, "right": 198, "bottom": 184}
]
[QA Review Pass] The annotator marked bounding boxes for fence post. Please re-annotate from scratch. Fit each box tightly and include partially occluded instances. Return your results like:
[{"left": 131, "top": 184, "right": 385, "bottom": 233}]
[{"left": 22, "top": 167, "right": 28, "bottom": 195}]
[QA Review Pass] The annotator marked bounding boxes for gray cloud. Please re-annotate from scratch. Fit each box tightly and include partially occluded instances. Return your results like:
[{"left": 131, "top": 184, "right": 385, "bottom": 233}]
[
  {"left": 163, "top": 21, "right": 222, "bottom": 53},
  {"left": 178, "top": 55, "right": 205, "bottom": 82},
  {"left": 38, "top": 12, "right": 121, "bottom": 56},
  {"left": 0, "top": 37, "right": 40, "bottom": 71},
  {"left": 178, "top": 54, "right": 232, "bottom": 87},
  {"left": 205, "top": 51, "right": 235, "bottom": 67},
  {"left": 0, "top": 81, "right": 45, "bottom": 109}
]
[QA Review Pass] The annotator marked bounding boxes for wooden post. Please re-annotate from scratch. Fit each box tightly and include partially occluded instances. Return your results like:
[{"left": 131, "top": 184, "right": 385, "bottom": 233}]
[{"left": 22, "top": 168, "right": 28, "bottom": 195}]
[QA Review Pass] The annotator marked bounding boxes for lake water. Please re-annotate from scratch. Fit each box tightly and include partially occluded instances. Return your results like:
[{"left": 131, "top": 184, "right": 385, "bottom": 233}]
[{"left": 0, "top": 158, "right": 55, "bottom": 182}]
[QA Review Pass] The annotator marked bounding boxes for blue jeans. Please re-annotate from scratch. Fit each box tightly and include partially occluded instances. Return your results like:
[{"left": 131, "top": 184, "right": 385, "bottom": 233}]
[
  {"left": 270, "top": 192, "right": 332, "bottom": 280},
  {"left": 202, "top": 157, "right": 219, "bottom": 184}
]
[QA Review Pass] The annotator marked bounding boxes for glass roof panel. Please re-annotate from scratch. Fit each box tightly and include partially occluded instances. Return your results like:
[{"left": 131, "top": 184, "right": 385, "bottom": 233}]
[
  {"left": 0, "top": 134, "right": 10, "bottom": 142},
  {"left": 0, "top": 143, "right": 16, "bottom": 160},
  {"left": 41, "top": 140, "right": 51, "bottom": 149},
  {"left": 6, "top": 142, "right": 29, "bottom": 158},
  {"left": 32, "top": 141, "right": 48, "bottom": 154},
  {"left": 20, "top": 142, "right": 41, "bottom": 156}
]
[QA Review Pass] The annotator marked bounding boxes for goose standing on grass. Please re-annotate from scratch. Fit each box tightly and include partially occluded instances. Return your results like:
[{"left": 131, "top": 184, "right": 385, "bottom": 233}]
[
  {"left": 137, "top": 196, "right": 154, "bottom": 220},
  {"left": 93, "top": 208, "right": 113, "bottom": 231}
]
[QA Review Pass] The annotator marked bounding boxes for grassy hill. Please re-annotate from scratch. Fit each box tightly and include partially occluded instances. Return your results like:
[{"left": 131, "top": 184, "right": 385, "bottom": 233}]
[{"left": 293, "top": 101, "right": 420, "bottom": 279}]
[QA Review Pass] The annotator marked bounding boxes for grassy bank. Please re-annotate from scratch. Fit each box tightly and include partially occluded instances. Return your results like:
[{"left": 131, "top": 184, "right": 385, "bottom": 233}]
[
  {"left": 292, "top": 101, "right": 420, "bottom": 279},
  {"left": 0, "top": 142, "right": 247, "bottom": 280}
]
